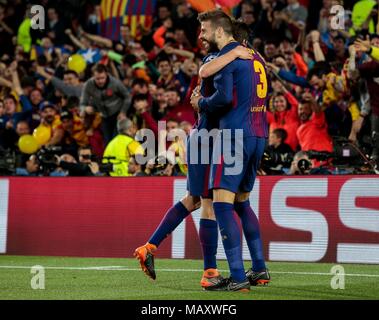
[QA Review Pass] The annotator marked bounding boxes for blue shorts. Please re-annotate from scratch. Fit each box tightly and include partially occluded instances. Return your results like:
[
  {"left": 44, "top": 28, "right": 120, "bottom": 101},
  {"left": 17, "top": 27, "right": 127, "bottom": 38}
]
[
  {"left": 209, "top": 134, "right": 266, "bottom": 194},
  {"left": 186, "top": 129, "right": 215, "bottom": 198}
]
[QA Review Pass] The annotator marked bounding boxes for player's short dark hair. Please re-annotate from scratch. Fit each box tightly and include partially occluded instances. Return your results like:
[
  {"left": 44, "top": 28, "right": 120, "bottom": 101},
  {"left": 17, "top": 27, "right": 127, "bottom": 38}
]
[
  {"left": 272, "top": 128, "right": 287, "bottom": 142},
  {"left": 198, "top": 9, "right": 234, "bottom": 36},
  {"left": 233, "top": 20, "right": 250, "bottom": 44}
]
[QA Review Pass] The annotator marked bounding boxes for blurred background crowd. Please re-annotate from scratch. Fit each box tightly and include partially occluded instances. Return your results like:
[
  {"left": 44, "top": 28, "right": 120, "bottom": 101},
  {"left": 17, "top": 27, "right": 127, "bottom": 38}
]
[{"left": 0, "top": 0, "right": 379, "bottom": 176}]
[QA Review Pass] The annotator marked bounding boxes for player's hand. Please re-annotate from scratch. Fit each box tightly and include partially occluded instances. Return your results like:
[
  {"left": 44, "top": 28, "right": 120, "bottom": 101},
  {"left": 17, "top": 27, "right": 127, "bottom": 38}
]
[
  {"left": 192, "top": 85, "right": 200, "bottom": 97},
  {"left": 232, "top": 46, "right": 253, "bottom": 60},
  {"left": 190, "top": 91, "right": 202, "bottom": 112}
]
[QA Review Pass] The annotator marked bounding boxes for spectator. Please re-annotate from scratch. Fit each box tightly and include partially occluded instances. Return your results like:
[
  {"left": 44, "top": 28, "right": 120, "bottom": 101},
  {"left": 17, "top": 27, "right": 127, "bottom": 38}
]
[
  {"left": 306, "top": 62, "right": 356, "bottom": 137},
  {"left": 36, "top": 68, "right": 83, "bottom": 98},
  {"left": 351, "top": 36, "right": 379, "bottom": 162},
  {"left": 46, "top": 7, "right": 66, "bottom": 46},
  {"left": 138, "top": 89, "right": 195, "bottom": 137},
  {"left": 150, "top": 87, "right": 168, "bottom": 121},
  {"left": 156, "top": 55, "right": 183, "bottom": 92},
  {"left": 1, "top": 1, "right": 378, "bottom": 175},
  {"left": 15, "top": 120, "right": 30, "bottom": 137},
  {"left": 264, "top": 40, "right": 279, "bottom": 62},
  {"left": 59, "top": 108, "right": 89, "bottom": 156},
  {"left": 80, "top": 63, "right": 131, "bottom": 144},
  {"left": 29, "top": 88, "right": 44, "bottom": 110},
  {"left": 267, "top": 80, "right": 300, "bottom": 151},
  {"left": 296, "top": 93, "right": 334, "bottom": 154},
  {"left": 36, "top": 103, "right": 64, "bottom": 147},
  {"left": 152, "top": 4, "right": 172, "bottom": 31},
  {"left": 282, "top": 0, "right": 308, "bottom": 40}
]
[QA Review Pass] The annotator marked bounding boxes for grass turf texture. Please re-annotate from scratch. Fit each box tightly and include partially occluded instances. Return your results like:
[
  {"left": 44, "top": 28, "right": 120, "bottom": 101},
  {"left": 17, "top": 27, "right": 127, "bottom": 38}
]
[{"left": 0, "top": 255, "right": 378, "bottom": 300}]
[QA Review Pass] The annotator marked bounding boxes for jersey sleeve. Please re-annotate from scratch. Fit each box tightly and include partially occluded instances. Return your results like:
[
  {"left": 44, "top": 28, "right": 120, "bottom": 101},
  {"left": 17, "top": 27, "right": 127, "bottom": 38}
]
[{"left": 198, "top": 65, "right": 233, "bottom": 113}]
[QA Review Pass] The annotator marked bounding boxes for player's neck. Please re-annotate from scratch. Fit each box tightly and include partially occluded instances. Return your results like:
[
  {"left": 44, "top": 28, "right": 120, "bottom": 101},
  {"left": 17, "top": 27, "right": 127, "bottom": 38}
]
[{"left": 217, "top": 37, "right": 237, "bottom": 51}]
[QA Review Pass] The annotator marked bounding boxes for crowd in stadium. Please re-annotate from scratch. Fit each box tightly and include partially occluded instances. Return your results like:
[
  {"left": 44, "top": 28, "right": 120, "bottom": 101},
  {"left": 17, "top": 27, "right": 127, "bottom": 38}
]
[{"left": 0, "top": 0, "right": 378, "bottom": 176}]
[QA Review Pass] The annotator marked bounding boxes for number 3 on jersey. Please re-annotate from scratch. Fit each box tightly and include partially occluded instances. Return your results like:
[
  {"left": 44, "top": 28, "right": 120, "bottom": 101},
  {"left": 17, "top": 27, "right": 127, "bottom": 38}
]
[{"left": 253, "top": 60, "right": 268, "bottom": 99}]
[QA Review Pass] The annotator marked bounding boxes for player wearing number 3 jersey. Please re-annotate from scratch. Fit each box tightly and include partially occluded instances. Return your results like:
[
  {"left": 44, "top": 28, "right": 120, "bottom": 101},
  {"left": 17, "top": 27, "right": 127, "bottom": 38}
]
[{"left": 195, "top": 10, "right": 269, "bottom": 291}]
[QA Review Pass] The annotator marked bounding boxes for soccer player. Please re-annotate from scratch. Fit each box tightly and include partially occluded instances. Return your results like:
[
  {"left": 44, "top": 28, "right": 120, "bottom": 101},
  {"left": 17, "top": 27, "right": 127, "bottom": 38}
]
[
  {"left": 133, "top": 32, "right": 252, "bottom": 288},
  {"left": 190, "top": 11, "right": 269, "bottom": 291},
  {"left": 197, "top": 20, "right": 271, "bottom": 288}
]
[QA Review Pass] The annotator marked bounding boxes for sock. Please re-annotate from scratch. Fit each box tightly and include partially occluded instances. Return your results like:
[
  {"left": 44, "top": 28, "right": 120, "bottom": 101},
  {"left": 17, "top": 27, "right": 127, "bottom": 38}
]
[
  {"left": 199, "top": 219, "right": 218, "bottom": 270},
  {"left": 149, "top": 201, "right": 190, "bottom": 247},
  {"left": 213, "top": 202, "right": 246, "bottom": 282},
  {"left": 235, "top": 200, "right": 266, "bottom": 272}
]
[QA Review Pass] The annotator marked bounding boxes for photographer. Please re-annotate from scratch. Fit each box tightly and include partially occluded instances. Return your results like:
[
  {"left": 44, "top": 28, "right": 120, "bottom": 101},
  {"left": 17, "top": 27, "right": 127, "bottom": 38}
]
[
  {"left": 15, "top": 154, "right": 40, "bottom": 176},
  {"left": 128, "top": 155, "right": 147, "bottom": 177},
  {"left": 289, "top": 151, "right": 332, "bottom": 175},
  {"left": 145, "top": 153, "right": 183, "bottom": 177},
  {"left": 78, "top": 145, "right": 103, "bottom": 176},
  {"left": 55, "top": 147, "right": 103, "bottom": 176}
]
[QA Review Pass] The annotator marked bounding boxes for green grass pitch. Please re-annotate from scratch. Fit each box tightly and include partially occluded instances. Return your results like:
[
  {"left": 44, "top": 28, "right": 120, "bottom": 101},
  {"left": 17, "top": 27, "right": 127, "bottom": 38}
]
[{"left": 0, "top": 255, "right": 378, "bottom": 300}]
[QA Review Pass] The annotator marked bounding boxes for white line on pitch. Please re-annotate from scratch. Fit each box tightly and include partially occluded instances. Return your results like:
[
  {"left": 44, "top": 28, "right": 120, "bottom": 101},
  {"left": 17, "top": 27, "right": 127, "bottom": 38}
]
[{"left": 0, "top": 265, "right": 379, "bottom": 278}]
